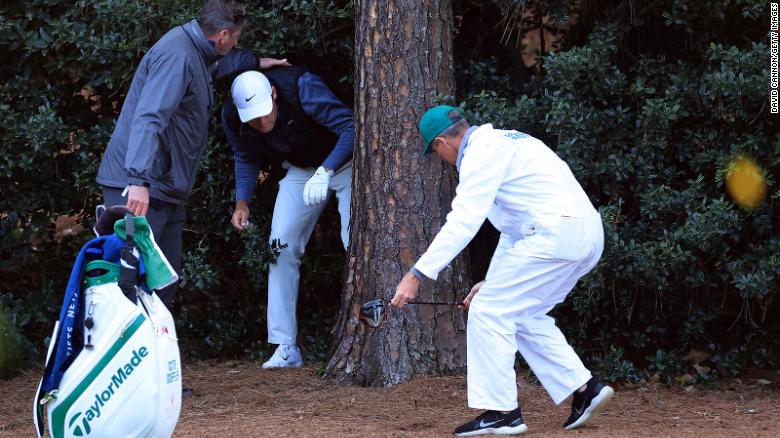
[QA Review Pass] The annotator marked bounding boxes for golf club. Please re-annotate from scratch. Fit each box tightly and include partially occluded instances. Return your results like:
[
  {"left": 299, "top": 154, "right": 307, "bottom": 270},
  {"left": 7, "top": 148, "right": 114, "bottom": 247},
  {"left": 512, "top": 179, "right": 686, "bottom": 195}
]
[{"left": 359, "top": 297, "right": 465, "bottom": 328}]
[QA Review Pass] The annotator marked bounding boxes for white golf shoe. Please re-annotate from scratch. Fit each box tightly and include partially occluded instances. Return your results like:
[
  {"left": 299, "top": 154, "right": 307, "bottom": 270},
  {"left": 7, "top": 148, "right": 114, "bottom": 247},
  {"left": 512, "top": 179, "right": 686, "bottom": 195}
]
[{"left": 261, "top": 344, "right": 303, "bottom": 369}]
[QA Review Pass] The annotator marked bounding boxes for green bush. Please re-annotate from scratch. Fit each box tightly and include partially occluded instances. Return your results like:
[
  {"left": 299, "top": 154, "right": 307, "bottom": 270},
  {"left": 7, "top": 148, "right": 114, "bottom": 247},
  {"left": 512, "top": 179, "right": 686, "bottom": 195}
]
[
  {"left": 590, "top": 346, "right": 641, "bottom": 384},
  {"left": 0, "top": 304, "right": 26, "bottom": 378}
]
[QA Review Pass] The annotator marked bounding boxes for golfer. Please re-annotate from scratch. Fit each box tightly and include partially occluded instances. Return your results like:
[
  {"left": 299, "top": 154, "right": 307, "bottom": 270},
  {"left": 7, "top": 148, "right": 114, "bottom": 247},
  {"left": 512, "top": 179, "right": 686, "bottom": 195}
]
[
  {"left": 392, "top": 105, "right": 614, "bottom": 435},
  {"left": 96, "top": 0, "right": 288, "bottom": 307},
  {"left": 223, "top": 68, "right": 354, "bottom": 368}
]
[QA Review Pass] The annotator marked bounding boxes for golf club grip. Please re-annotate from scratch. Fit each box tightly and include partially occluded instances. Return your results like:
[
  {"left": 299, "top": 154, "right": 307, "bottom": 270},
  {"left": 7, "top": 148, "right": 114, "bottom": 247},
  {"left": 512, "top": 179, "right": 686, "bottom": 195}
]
[{"left": 408, "top": 300, "right": 456, "bottom": 305}]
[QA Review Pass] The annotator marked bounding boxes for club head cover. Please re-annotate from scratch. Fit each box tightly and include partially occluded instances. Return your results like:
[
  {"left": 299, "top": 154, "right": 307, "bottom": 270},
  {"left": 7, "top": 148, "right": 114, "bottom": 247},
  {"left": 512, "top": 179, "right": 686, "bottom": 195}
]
[
  {"left": 359, "top": 299, "right": 386, "bottom": 328},
  {"left": 94, "top": 205, "right": 133, "bottom": 236}
]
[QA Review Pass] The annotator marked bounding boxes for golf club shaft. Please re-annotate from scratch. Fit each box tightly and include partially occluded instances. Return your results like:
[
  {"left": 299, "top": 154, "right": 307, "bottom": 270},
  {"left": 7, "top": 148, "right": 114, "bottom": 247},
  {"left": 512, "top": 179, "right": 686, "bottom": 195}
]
[{"left": 408, "top": 300, "right": 459, "bottom": 305}]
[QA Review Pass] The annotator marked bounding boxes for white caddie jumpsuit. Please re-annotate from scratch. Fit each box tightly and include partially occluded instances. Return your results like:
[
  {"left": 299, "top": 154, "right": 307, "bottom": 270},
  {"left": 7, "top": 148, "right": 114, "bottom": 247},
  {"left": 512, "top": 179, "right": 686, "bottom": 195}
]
[{"left": 414, "top": 124, "right": 603, "bottom": 410}]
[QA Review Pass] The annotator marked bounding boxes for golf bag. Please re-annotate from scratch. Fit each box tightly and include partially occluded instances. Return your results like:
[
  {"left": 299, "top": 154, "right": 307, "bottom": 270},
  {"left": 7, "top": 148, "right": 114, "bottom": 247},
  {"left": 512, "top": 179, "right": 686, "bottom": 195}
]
[{"left": 33, "top": 211, "right": 182, "bottom": 438}]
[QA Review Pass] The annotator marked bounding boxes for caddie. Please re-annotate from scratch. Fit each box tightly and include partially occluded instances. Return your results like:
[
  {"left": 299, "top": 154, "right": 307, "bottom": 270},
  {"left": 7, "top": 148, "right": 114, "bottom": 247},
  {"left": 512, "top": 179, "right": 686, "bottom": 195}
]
[
  {"left": 222, "top": 67, "right": 354, "bottom": 369},
  {"left": 391, "top": 105, "right": 614, "bottom": 435}
]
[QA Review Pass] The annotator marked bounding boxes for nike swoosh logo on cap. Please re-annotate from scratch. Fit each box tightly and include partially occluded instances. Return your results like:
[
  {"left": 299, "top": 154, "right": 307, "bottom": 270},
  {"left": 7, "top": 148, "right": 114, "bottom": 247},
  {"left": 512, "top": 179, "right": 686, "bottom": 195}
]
[{"left": 245, "top": 94, "right": 255, "bottom": 102}]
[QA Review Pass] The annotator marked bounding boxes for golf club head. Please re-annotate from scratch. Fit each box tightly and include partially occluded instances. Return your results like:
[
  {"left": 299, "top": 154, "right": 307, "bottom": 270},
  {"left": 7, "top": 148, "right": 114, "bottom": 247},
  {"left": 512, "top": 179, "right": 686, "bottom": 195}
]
[{"left": 359, "top": 299, "right": 386, "bottom": 328}]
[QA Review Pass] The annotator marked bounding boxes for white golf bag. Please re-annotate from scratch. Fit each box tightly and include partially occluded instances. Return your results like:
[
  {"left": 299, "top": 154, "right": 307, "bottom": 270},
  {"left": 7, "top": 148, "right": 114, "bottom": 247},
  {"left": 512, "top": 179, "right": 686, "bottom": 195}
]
[{"left": 34, "top": 213, "right": 182, "bottom": 438}]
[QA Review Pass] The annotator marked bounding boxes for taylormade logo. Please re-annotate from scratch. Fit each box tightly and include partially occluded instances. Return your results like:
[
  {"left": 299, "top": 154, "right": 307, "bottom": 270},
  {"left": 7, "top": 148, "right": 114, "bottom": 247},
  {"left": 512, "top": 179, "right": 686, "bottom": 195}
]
[{"left": 68, "top": 347, "right": 149, "bottom": 436}]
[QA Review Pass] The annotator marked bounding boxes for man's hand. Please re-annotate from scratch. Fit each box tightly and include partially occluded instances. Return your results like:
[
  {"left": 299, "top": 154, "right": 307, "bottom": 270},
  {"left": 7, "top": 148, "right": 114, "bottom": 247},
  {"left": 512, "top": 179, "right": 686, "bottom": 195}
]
[
  {"left": 126, "top": 185, "right": 149, "bottom": 216},
  {"left": 259, "top": 57, "right": 291, "bottom": 69},
  {"left": 231, "top": 200, "right": 250, "bottom": 231},
  {"left": 391, "top": 271, "right": 420, "bottom": 308},
  {"left": 303, "top": 166, "right": 333, "bottom": 206},
  {"left": 458, "top": 280, "right": 485, "bottom": 310}
]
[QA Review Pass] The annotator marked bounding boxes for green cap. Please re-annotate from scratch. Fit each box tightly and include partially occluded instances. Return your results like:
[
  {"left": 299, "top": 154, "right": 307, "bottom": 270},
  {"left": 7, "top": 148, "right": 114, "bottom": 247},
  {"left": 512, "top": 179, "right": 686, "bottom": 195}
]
[{"left": 419, "top": 105, "right": 456, "bottom": 156}]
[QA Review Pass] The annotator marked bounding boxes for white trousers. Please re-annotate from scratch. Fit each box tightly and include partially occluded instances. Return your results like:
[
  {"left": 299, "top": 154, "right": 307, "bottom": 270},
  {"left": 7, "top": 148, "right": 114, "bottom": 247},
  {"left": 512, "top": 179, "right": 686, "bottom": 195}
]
[
  {"left": 467, "top": 211, "right": 604, "bottom": 410},
  {"left": 267, "top": 161, "right": 351, "bottom": 345}
]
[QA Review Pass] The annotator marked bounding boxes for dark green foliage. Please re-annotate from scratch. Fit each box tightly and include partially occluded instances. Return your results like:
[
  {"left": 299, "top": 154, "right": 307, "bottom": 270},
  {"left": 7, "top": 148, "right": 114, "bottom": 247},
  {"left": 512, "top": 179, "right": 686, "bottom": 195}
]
[
  {"left": 458, "top": 0, "right": 779, "bottom": 380},
  {"left": 0, "top": 304, "right": 26, "bottom": 378},
  {"left": 238, "top": 232, "right": 287, "bottom": 286},
  {"left": 590, "top": 346, "right": 641, "bottom": 383},
  {"left": 645, "top": 349, "right": 684, "bottom": 384}
]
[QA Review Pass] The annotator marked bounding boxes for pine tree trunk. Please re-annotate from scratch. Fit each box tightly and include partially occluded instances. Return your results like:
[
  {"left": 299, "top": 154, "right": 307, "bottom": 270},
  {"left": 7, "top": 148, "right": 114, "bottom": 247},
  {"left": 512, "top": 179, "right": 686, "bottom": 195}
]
[{"left": 325, "top": 0, "right": 470, "bottom": 386}]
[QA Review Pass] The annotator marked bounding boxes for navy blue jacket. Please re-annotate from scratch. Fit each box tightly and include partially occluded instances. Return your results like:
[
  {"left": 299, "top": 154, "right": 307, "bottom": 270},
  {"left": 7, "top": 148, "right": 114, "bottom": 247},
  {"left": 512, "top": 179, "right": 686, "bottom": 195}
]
[{"left": 221, "top": 68, "right": 354, "bottom": 202}]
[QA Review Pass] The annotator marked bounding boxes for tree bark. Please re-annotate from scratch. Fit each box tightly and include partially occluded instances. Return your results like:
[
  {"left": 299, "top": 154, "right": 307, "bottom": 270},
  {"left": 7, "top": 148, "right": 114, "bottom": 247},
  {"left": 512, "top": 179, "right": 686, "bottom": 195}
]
[{"left": 325, "top": 0, "right": 470, "bottom": 386}]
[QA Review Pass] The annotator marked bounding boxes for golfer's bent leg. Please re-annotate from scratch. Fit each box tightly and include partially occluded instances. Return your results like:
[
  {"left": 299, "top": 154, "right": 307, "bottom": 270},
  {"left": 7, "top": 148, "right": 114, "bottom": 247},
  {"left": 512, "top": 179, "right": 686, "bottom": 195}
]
[
  {"left": 330, "top": 161, "right": 352, "bottom": 250},
  {"left": 267, "top": 167, "right": 327, "bottom": 345},
  {"left": 467, "top": 295, "right": 519, "bottom": 411}
]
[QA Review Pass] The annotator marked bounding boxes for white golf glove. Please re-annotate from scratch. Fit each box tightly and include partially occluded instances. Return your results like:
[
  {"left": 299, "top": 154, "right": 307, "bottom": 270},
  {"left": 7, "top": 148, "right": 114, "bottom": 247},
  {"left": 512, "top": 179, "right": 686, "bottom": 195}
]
[{"left": 303, "top": 166, "right": 333, "bottom": 206}]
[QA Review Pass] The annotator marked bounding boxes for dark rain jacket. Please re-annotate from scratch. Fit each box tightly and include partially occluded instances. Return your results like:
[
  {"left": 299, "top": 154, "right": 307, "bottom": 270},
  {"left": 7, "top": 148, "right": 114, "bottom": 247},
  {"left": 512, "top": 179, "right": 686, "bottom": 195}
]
[{"left": 96, "top": 19, "right": 256, "bottom": 205}]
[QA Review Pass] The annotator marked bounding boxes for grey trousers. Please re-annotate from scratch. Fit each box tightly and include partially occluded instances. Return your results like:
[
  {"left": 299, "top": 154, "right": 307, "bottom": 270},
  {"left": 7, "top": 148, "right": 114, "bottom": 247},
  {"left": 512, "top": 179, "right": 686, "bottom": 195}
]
[
  {"left": 267, "top": 161, "right": 352, "bottom": 345},
  {"left": 101, "top": 186, "right": 185, "bottom": 308}
]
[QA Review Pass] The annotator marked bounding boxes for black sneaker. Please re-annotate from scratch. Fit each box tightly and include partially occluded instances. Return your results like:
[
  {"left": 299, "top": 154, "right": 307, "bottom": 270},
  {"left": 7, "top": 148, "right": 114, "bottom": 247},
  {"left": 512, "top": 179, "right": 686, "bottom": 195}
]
[
  {"left": 563, "top": 377, "right": 614, "bottom": 430},
  {"left": 454, "top": 407, "right": 528, "bottom": 436}
]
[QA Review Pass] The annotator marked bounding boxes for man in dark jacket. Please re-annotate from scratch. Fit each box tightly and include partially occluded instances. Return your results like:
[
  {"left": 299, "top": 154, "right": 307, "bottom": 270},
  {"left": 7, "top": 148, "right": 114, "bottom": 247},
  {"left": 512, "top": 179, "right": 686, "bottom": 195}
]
[
  {"left": 222, "top": 67, "right": 354, "bottom": 368},
  {"left": 96, "top": 0, "right": 288, "bottom": 306}
]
